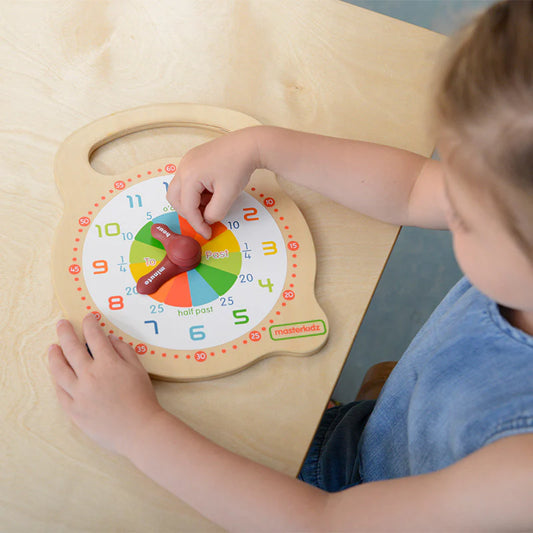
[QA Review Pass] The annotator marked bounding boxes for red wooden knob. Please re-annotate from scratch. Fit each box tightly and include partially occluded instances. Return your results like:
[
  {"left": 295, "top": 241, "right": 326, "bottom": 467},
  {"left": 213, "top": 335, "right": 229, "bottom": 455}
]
[{"left": 136, "top": 224, "right": 202, "bottom": 295}]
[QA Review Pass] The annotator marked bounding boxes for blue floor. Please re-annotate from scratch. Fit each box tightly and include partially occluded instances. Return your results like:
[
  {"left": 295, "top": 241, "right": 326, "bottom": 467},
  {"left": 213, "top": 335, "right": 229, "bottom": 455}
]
[{"left": 332, "top": 0, "right": 491, "bottom": 403}]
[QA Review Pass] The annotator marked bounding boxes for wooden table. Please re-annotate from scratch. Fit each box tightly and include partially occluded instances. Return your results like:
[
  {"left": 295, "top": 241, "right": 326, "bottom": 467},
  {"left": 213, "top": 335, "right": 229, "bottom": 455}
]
[{"left": 0, "top": 2, "right": 445, "bottom": 530}]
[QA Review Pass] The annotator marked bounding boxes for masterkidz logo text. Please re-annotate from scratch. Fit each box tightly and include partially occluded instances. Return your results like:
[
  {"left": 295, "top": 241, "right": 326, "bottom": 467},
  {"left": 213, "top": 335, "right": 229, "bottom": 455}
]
[{"left": 270, "top": 320, "right": 326, "bottom": 340}]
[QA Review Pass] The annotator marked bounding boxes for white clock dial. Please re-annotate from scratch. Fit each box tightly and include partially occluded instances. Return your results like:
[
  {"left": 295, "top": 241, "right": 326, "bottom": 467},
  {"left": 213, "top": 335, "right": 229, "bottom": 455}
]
[{"left": 82, "top": 176, "right": 287, "bottom": 350}]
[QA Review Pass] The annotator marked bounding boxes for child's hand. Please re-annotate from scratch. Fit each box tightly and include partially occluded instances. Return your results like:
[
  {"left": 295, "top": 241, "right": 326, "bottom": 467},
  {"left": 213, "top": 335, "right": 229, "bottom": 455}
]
[
  {"left": 167, "top": 127, "right": 261, "bottom": 239},
  {"left": 48, "top": 314, "right": 164, "bottom": 456}
]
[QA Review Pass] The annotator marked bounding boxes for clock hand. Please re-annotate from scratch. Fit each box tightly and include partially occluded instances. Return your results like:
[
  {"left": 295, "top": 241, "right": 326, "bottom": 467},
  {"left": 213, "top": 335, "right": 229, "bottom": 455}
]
[
  {"left": 151, "top": 223, "right": 202, "bottom": 268},
  {"left": 136, "top": 256, "right": 192, "bottom": 295},
  {"left": 136, "top": 224, "right": 202, "bottom": 295}
]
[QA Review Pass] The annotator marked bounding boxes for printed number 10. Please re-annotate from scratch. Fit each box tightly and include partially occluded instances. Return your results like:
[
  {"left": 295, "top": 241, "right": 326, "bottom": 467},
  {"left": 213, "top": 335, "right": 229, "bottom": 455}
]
[{"left": 95, "top": 223, "right": 120, "bottom": 237}]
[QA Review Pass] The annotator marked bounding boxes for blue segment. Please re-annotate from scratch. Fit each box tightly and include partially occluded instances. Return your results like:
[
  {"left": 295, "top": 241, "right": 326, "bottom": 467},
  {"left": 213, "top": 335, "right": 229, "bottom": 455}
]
[
  {"left": 154, "top": 212, "right": 181, "bottom": 234},
  {"left": 187, "top": 269, "right": 219, "bottom": 306}
]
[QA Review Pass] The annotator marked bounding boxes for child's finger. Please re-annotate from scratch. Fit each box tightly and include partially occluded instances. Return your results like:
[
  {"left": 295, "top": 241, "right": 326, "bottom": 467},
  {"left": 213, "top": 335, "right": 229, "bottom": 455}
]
[
  {"left": 166, "top": 171, "right": 182, "bottom": 211},
  {"left": 56, "top": 320, "right": 92, "bottom": 376},
  {"left": 179, "top": 179, "right": 212, "bottom": 239},
  {"left": 82, "top": 313, "right": 114, "bottom": 360},
  {"left": 202, "top": 183, "right": 239, "bottom": 225},
  {"left": 108, "top": 335, "right": 145, "bottom": 369},
  {"left": 53, "top": 382, "right": 74, "bottom": 413},
  {"left": 48, "top": 344, "right": 77, "bottom": 396}
]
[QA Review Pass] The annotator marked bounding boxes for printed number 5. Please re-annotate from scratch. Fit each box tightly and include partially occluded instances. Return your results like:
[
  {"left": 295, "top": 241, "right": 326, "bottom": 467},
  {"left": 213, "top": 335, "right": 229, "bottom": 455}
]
[
  {"left": 233, "top": 309, "right": 249, "bottom": 325},
  {"left": 190, "top": 325, "right": 206, "bottom": 341}
]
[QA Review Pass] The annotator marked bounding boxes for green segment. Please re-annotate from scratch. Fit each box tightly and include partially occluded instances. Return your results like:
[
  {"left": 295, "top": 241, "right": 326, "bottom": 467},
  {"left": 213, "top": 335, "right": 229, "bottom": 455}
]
[
  {"left": 135, "top": 222, "right": 164, "bottom": 250},
  {"left": 196, "top": 263, "right": 237, "bottom": 295},
  {"left": 129, "top": 239, "right": 166, "bottom": 264},
  {"left": 201, "top": 251, "right": 241, "bottom": 276}
]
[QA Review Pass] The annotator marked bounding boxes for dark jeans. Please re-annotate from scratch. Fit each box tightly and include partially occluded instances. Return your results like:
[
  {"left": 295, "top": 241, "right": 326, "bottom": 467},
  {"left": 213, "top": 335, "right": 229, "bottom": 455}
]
[{"left": 298, "top": 400, "right": 376, "bottom": 492}]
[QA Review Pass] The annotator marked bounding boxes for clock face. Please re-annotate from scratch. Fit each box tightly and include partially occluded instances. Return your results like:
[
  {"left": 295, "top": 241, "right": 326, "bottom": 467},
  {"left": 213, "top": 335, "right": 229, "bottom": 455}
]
[
  {"left": 81, "top": 175, "right": 287, "bottom": 351},
  {"left": 58, "top": 159, "right": 327, "bottom": 381}
]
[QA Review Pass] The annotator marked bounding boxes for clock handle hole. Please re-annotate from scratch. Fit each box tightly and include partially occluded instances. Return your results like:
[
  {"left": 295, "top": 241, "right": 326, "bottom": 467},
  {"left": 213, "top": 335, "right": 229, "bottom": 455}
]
[{"left": 89, "top": 125, "right": 224, "bottom": 176}]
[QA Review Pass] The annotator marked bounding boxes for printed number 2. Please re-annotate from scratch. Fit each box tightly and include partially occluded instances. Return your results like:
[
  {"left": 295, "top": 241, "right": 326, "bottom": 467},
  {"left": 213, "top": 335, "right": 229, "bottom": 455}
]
[{"left": 243, "top": 207, "right": 259, "bottom": 221}]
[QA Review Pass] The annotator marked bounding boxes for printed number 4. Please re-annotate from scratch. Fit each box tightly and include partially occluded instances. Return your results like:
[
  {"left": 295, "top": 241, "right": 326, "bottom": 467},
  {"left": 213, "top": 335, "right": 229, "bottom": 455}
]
[{"left": 258, "top": 278, "right": 273, "bottom": 292}]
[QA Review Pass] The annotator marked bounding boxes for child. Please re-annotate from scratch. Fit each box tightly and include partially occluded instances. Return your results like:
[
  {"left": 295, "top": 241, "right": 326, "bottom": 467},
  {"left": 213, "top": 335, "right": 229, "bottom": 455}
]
[{"left": 49, "top": 1, "right": 533, "bottom": 530}]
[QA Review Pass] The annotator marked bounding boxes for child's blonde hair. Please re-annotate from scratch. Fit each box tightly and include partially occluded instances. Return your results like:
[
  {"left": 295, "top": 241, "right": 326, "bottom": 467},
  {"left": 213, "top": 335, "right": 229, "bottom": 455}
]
[{"left": 433, "top": 0, "right": 533, "bottom": 259}]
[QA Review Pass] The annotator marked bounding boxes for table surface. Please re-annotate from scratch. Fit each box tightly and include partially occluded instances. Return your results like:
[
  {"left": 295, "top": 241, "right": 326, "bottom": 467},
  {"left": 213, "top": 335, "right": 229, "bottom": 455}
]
[{"left": 0, "top": 1, "right": 445, "bottom": 530}]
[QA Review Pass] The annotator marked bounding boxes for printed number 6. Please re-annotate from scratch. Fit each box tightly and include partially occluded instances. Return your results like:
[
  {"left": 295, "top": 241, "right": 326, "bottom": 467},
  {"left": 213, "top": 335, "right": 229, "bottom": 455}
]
[{"left": 189, "top": 325, "right": 206, "bottom": 341}]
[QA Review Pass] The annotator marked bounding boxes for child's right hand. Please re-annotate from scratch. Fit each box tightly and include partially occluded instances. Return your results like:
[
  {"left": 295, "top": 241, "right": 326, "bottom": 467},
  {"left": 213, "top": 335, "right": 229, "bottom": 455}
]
[
  {"left": 167, "top": 127, "right": 262, "bottom": 240},
  {"left": 48, "top": 315, "right": 164, "bottom": 457}
]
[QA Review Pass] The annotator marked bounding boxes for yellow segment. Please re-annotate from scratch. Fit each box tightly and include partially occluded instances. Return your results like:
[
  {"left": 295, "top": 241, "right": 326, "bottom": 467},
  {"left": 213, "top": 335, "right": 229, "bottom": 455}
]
[
  {"left": 129, "top": 261, "right": 160, "bottom": 281},
  {"left": 202, "top": 229, "right": 240, "bottom": 257}
]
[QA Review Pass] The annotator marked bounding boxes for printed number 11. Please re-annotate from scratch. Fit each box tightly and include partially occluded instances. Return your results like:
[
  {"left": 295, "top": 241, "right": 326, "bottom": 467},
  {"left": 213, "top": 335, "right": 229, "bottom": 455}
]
[{"left": 127, "top": 195, "right": 143, "bottom": 208}]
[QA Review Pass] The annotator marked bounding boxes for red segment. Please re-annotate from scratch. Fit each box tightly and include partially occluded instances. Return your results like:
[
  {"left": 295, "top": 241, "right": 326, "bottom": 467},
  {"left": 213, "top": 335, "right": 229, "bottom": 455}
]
[
  {"left": 288, "top": 241, "right": 299, "bottom": 251},
  {"left": 79, "top": 216, "right": 90, "bottom": 226},
  {"left": 164, "top": 272, "right": 192, "bottom": 307},
  {"left": 149, "top": 276, "right": 173, "bottom": 303},
  {"left": 177, "top": 216, "right": 197, "bottom": 238},
  {"left": 210, "top": 221, "right": 227, "bottom": 240},
  {"left": 69, "top": 264, "right": 81, "bottom": 274},
  {"left": 187, "top": 220, "right": 227, "bottom": 246}
]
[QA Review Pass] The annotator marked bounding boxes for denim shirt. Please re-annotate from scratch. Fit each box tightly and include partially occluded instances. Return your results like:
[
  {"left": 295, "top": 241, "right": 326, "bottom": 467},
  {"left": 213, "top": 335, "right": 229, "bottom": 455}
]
[{"left": 359, "top": 277, "right": 533, "bottom": 482}]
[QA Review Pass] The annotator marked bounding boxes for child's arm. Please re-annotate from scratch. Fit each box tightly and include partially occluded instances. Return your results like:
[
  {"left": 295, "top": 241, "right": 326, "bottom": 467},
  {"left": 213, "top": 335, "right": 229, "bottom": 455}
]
[
  {"left": 168, "top": 126, "right": 447, "bottom": 239},
  {"left": 49, "top": 315, "right": 533, "bottom": 532}
]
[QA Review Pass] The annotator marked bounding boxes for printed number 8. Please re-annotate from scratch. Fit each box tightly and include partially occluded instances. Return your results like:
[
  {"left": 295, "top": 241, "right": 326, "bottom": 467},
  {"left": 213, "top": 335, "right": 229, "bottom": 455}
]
[{"left": 108, "top": 295, "right": 124, "bottom": 310}]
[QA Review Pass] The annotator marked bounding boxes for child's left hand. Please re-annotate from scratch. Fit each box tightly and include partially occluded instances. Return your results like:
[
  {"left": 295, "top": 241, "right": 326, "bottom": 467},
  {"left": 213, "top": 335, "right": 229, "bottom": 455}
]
[{"left": 48, "top": 314, "right": 164, "bottom": 456}]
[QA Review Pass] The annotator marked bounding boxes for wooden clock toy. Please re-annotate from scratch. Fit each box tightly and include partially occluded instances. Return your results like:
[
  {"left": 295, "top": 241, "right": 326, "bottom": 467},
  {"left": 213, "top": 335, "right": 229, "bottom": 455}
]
[{"left": 52, "top": 104, "right": 328, "bottom": 381}]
